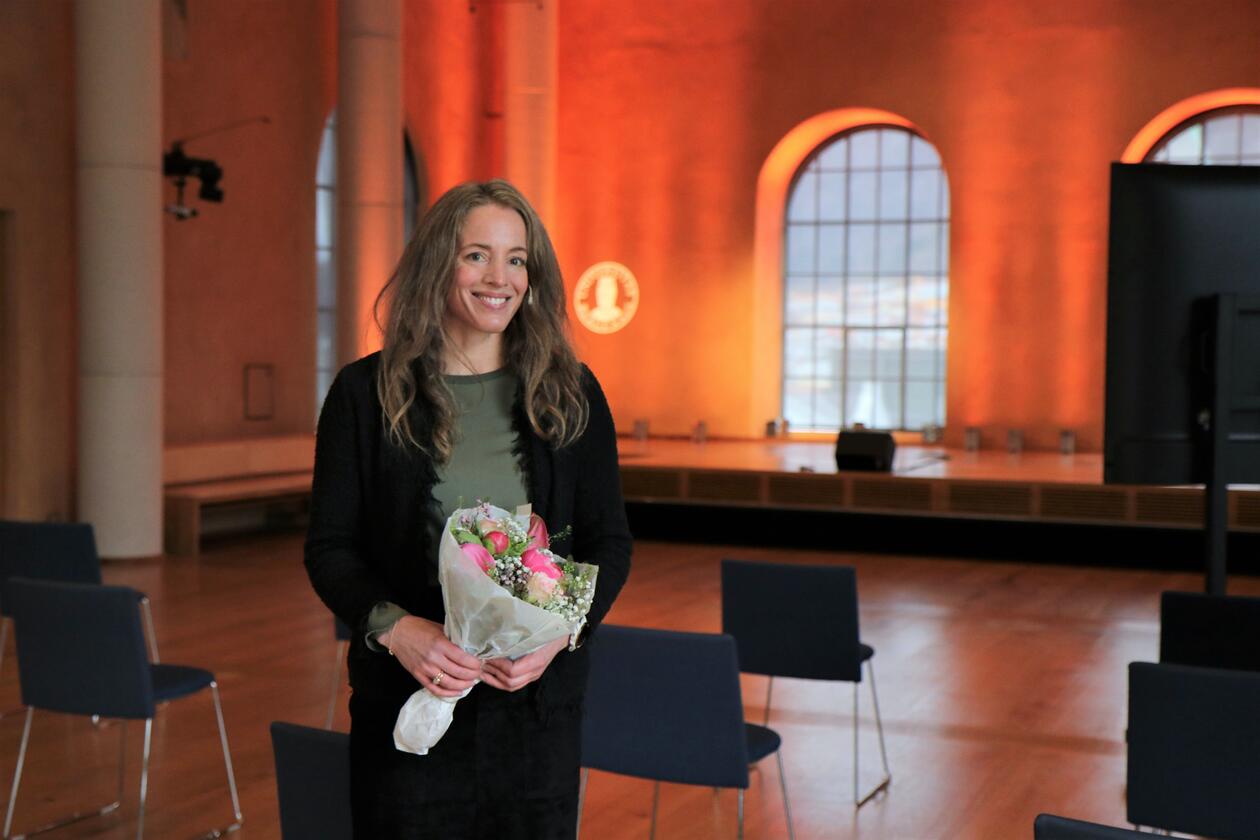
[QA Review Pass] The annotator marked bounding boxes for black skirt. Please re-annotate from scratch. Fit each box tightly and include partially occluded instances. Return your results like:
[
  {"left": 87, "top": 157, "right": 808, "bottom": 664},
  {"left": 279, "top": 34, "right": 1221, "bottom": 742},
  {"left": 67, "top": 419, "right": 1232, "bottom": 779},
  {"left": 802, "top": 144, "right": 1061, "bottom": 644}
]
[{"left": 349, "top": 683, "right": 582, "bottom": 840}]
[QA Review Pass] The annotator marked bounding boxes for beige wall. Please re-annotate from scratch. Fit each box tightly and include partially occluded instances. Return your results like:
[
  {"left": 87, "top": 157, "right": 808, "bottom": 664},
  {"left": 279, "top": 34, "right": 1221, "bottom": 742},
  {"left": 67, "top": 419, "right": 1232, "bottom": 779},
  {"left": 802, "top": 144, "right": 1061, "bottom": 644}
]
[{"left": 2, "top": 1, "right": 1259, "bottom": 519}]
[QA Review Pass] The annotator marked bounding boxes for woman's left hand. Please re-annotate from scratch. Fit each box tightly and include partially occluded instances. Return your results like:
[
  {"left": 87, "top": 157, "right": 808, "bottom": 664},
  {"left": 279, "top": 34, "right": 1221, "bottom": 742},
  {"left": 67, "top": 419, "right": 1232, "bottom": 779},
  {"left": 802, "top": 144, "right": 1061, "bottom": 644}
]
[{"left": 481, "top": 635, "right": 569, "bottom": 692}]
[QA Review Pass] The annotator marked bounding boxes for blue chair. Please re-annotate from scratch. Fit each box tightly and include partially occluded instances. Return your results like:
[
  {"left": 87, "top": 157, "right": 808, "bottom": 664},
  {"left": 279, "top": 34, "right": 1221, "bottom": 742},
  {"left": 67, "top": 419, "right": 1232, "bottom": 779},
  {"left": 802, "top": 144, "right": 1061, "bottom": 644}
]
[
  {"left": 1034, "top": 814, "right": 1149, "bottom": 839},
  {"left": 1160, "top": 590, "right": 1260, "bottom": 673},
  {"left": 1127, "top": 661, "right": 1260, "bottom": 838},
  {"left": 721, "top": 558, "right": 890, "bottom": 807},
  {"left": 271, "top": 721, "right": 352, "bottom": 840},
  {"left": 579, "top": 624, "right": 793, "bottom": 839},
  {"left": 2, "top": 579, "right": 241, "bottom": 839},
  {"left": 0, "top": 521, "right": 160, "bottom": 685},
  {"left": 325, "top": 616, "right": 352, "bottom": 729}
]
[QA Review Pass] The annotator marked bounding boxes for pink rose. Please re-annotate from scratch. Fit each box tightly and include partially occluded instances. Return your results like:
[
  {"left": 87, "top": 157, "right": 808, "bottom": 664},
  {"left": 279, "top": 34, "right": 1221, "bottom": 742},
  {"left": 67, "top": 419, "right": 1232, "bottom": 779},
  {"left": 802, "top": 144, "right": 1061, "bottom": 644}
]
[
  {"left": 526, "top": 513, "right": 549, "bottom": 550},
  {"left": 460, "top": 541, "right": 495, "bottom": 573},
  {"left": 483, "top": 531, "right": 509, "bottom": 554},
  {"left": 522, "top": 547, "right": 563, "bottom": 580},
  {"left": 475, "top": 516, "right": 502, "bottom": 537},
  {"left": 526, "top": 572, "right": 558, "bottom": 604}
]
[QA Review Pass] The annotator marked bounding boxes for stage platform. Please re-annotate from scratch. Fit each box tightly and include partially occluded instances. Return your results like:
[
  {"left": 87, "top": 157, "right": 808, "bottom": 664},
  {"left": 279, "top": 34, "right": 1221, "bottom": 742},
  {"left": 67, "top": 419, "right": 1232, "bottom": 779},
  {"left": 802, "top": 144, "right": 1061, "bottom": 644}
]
[{"left": 617, "top": 438, "right": 1260, "bottom": 533}]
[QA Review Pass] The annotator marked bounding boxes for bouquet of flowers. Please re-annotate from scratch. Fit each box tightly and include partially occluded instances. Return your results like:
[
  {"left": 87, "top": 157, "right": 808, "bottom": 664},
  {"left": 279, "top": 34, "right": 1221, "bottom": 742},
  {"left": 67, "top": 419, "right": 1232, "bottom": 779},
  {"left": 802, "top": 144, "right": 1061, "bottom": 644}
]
[{"left": 393, "top": 502, "right": 598, "bottom": 755}]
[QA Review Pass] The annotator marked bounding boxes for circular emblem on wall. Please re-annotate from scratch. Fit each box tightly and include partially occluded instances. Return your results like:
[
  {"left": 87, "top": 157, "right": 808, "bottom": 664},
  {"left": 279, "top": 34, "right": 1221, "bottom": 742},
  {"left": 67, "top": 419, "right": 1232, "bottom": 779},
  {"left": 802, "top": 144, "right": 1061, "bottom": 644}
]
[{"left": 573, "top": 261, "right": 639, "bottom": 335}]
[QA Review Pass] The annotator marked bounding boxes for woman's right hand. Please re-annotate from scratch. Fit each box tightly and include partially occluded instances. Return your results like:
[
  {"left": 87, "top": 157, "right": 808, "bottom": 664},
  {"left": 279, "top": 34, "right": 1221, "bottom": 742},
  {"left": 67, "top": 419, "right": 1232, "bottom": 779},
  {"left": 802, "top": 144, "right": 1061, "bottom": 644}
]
[{"left": 380, "top": 616, "right": 482, "bottom": 698}]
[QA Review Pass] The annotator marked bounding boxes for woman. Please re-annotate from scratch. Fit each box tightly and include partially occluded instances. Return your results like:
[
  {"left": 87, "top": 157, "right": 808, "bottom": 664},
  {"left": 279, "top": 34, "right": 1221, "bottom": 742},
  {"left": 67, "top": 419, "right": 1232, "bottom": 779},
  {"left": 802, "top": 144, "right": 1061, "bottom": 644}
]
[{"left": 305, "top": 180, "right": 633, "bottom": 839}]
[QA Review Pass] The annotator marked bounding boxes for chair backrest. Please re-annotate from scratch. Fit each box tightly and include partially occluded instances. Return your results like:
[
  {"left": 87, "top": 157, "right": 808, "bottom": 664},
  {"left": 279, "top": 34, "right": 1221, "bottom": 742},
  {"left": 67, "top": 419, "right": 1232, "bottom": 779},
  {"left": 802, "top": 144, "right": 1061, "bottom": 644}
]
[
  {"left": 1034, "top": 813, "right": 1149, "bottom": 839},
  {"left": 0, "top": 521, "right": 101, "bottom": 617},
  {"left": 6, "top": 578, "right": 154, "bottom": 719},
  {"left": 721, "top": 558, "right": 862, "bottom": 681},
  {"left": 333, "top": 616, "right": 351, "bottom": 642},
  {"left": 1127, "top": 661, "right": 1260, "bottom": 838},
  {"left": 1159, "top": 590, "right": 1260, "bottom": 673},
  {"left": 270, "top": 722, "right": 353, "bottom": 840},
  {"left": 581, "top": 624, "right": 751, "bottom": 788}
]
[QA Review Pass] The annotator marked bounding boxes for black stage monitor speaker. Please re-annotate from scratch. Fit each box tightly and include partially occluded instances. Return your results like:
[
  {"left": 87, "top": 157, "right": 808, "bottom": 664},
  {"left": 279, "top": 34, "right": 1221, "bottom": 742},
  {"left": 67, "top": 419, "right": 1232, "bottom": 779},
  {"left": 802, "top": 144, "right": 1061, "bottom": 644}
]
[{"left": 835, "top": 431, "right": 896, "bottom": 472}]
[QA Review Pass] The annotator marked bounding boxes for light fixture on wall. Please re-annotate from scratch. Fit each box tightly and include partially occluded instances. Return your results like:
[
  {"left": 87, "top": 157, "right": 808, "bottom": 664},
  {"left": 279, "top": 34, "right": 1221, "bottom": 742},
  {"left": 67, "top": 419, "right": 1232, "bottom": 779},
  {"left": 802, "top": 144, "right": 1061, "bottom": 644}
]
[{"left": 162, "top": 115, "right": 270, "bottom": 220}]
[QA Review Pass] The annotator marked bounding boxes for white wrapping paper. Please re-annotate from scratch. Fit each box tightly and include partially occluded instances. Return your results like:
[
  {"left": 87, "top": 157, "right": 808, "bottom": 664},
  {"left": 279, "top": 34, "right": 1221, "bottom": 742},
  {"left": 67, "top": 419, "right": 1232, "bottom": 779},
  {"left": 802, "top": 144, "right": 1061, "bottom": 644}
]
[{"left": 393, "top": 504, "right": 596, "bottom": 755}]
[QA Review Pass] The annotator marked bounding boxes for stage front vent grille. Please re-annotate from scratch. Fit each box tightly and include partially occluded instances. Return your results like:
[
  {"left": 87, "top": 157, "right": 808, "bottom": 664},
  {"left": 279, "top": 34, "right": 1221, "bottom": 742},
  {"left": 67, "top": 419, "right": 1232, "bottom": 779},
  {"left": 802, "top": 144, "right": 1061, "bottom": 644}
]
[
  {"left": 1134, "top": 490, "right": 1204, "bottom": 526},
  {"left": 621, "top": 469, "right": 683, "bottom": 500},
  {"left": 1040, "top": 487, "right": 1127, "bottom": 522},
  {"left": 1236, "top": 494, "right": 1260, "bottom": 530},
  {"left": 767, "top": 475, "right": 846, "bottom": 507},
  {"left": 688, "top": 471, "right": 762, "bottom": 503},
  {"left": 852, "top": 479, "right": 932, "bottom": 512},
  {"left": 947, "top": 483, "right": 1034, "bottom": 517}
]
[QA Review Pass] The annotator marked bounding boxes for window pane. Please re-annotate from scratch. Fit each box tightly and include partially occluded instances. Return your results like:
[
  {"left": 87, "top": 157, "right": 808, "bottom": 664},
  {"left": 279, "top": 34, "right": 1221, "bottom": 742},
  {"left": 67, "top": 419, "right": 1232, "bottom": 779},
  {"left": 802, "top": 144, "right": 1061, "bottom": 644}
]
[
  {"left": 876, "top": 278, "right": 906, "bottom": 327},
  {"left": 906, "top": 327, "right": 938, "bottom": 378},
  {"left": 818, "top": 224, "right": 845, "bottom": 273},
  {"left": 849, "top": 171, "right": 877, "bottom": 220},
  {"left": 816, "top": 327, "right": 843, "bottom": 378},
  {"left": 1204, "top": 114, "right": 1241, "bottom": 164},
  {"left": 875, "top": 328, "right": 903, "bottom": 378},
  {"left": 783, "top": 379, "right": 813, "bottom": 429},
  {"left": 846, "top": 328, "right": 874, "bottom": 380},
  {"left": 908, "top": 275, "right": 941, "bottom": 327},
  {"left": 847, "top": 276, "right": 875, "bottom": 326},
  {"left": 317, "top": 119, "right": 336, "bottom": 185},
  {"left": 316, "top": 248, "right": 336, "bottom": 309},
  {"left": 850, "top": 130, "right": 878, "bottom": 168},
  {"left": 316, "top": 188, "right": 336, "bottom": 249},
  {"left": 785, "top": 273, "right": 815, "bottom": 325},
  {"left": 817, "top": 275, "right": 843, "bottom": 324},
  {"left": 905, "top": 380, "right": 935, "bottom": 429},
  {"left": 819, "top": 172, "right": 847, "bottom": 220},
  {"left": 317, "top": 311, "right": 336, "bottom": 371},
  {"left": 879, "top": 169, "right": 908, "bottom": 219},
  {"left": 909, "top": 223, "right": 940, "bottom": 273},
  {"left": 1243, "top": 113, "right": 1260, "bottom": 158},
  {"left": 818, "top": 136, "right": 848, "bottom": 169},
  {"left": 785, "top": 327, "right": 815, "bottom": 376},
  {"left": 787, "top": 171, "right": 817, "bottom": 221},
  {"left": 845, "top": 380, "right": 897, "bottom": 429},
  {"left": 910, "top": 169, "right": 941, "bottom": 220},
  {"left": 877, "top": 223, "right": 906, "bottom": 275},
  {"left": 847, "top": 223, "right": 876, "bottom": 273},
  {"left": 814, "top": 376, "right": 841, "bottom": 429},
  {"left": 786, "top": 224, "right": 816, "bottom": 274},
  {"left": 910, "top": 135, "right": 940, "bottom": 168},
  {"left": 1165, "top": 123, "right": 1202, "bottom": 162},
  {"left": 880, "top": 129, "right": 910, "bottom": 166}
]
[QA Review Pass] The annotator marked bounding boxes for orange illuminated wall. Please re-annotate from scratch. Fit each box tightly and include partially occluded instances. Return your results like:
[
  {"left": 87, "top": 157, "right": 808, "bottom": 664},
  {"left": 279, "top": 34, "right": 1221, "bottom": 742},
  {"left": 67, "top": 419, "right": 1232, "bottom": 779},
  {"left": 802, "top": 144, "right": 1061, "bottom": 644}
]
[{"left": 546, "top": 0, "right": 1260, "bottom": 450}]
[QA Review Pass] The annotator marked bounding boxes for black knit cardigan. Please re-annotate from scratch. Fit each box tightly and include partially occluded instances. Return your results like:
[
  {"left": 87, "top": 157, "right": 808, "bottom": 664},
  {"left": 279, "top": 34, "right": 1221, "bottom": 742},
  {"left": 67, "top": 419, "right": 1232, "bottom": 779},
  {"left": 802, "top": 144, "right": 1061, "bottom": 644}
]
[{"left": 304, "top": 352, "right": 633, "bottom": 711}]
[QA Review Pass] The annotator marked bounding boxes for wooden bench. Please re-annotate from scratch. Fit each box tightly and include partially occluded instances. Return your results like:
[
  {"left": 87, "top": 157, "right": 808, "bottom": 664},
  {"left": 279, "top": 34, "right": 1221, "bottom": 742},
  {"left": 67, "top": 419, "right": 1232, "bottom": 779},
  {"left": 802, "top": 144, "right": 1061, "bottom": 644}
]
[{"left": 164, "top": 436, "right": 315, "bottom": 556}]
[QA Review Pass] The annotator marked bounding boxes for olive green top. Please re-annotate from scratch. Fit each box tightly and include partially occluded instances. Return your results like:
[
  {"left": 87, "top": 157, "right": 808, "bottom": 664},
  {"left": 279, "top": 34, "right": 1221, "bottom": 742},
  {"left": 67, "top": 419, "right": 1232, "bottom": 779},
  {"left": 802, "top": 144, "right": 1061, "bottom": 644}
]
[{"left": 365, "top": 367, "right": 527, "bottom": 648}]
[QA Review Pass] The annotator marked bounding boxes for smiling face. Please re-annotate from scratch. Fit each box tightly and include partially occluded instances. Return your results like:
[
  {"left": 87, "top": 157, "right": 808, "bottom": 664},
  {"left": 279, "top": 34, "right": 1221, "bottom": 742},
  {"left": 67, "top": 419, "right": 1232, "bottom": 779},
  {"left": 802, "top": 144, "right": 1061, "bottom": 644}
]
[{"left": 442, "top": 203, "right": 529, "bottom": 373}]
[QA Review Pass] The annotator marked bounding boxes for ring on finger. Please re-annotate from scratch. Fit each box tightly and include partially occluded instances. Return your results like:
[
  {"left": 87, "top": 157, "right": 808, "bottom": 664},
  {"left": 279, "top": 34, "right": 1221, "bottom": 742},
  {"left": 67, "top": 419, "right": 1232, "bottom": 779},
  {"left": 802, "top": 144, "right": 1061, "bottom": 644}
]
[{"left": 433, "top": 670, "right": 446, "bottom": 687}]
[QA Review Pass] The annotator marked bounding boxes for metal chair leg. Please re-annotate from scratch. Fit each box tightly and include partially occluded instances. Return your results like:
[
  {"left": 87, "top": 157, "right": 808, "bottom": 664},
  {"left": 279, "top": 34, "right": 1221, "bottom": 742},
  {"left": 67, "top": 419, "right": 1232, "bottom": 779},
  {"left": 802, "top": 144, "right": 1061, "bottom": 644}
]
[
  {"left": 137, "top": 718, "right": 153, "bottom": 840},
  {"left": 576, "top": 768, "right": 589, "bottom": 840},
  {"left": 737, "top": 788, "right": 745, "bottom": 840},
  {"left": 325, "top": 640, "right": 347, "bottom": 730},
  {"left": 775, "top": 750, "right": 795, "bottom": 840},
  {"left": 763, "top": 675, "right": 774, "bottom": 727},
  {"left": 139, "top": 597, "right": 160, "bottom": 664},
  {"left": 649, "top": 781, "right": 660, "bottom": 840},
  {"left": 854, "top": 660, "right": 892, "bottom": 808},
  {"left": 205, "top": 681, "right": 244, "bottom": 837},
  {"left": 4, "top": 709, "right": 127, "bottom": 840}
]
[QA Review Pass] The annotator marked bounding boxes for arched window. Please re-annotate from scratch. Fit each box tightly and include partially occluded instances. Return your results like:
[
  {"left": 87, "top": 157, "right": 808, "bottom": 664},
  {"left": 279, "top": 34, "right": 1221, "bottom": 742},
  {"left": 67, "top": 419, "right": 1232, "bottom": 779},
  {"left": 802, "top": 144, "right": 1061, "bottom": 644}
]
[
  {"left": 1145, "top": 106, "right": 1260, "bottom": 165},
  {"left": 314, "top": 111, "right": 422, "bottom": 416},
  {"left": 782, "top": 125, "right": 949, "bottom": 433}
]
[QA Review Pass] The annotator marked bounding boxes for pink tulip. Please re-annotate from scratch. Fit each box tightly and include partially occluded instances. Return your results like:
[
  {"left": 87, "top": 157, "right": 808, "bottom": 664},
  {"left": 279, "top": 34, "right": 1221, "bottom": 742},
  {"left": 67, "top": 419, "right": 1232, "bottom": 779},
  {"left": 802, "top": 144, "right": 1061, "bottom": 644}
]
[
  {"left": 484, "top": 531, "right": 509, "bottom": 554},
  {"left": 527, "top": 513, "right": 549, "bottom": 550},
  {"left": 460, "top": 541, "right": 495, "bottom": 573},
  {"left": 522, "top": 547, "right": 562, "bottom": 580}
]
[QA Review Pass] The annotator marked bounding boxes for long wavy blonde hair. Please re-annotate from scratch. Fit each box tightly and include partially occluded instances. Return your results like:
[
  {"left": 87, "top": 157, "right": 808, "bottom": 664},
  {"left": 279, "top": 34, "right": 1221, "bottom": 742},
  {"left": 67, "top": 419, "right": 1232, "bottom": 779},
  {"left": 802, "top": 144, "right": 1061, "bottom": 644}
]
[{"left": 374, "top": 180, "right": 588, "bottom": 461}]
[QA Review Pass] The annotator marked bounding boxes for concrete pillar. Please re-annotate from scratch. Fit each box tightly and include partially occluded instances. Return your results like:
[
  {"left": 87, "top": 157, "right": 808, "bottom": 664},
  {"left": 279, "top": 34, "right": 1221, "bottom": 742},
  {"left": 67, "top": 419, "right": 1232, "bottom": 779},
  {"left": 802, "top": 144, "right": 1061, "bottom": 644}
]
[
  {"left": 75, "top": 0, "right": 163, "bottom": 558},
  {"left": 502, "top": 1, "right": 558, "bottom": 224},
  {"left": 337, "top": 0, "right": 403, "bottom": 366}
]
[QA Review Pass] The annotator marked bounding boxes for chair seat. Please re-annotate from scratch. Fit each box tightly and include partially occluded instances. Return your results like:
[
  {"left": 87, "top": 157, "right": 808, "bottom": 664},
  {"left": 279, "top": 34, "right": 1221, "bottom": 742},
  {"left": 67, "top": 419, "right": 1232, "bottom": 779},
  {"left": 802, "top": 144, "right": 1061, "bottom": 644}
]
[
  {"left": 744, "top": 723, "right": 782, "bottom": 765},
  {"left": 151, "top": 664, "right": 215, "bottom": 703},
  {"left": 859, "top": 642, "right": 874, "bottom": 663}
]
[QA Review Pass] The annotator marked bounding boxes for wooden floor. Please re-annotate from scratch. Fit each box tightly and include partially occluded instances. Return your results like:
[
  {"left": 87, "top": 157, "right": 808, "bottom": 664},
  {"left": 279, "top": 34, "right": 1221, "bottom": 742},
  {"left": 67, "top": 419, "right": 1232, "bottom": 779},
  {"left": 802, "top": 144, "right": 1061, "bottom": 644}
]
[{"left": 2, "top": 533, "right": 1257, "bottom": 839}]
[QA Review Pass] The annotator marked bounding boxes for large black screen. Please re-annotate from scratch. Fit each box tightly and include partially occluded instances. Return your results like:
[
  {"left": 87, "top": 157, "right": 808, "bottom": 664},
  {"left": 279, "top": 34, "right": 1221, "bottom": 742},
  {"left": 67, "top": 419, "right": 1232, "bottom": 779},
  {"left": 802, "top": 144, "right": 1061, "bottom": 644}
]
[{"left": 1104, "top": 163, "right": 1260, "bottom": 485}]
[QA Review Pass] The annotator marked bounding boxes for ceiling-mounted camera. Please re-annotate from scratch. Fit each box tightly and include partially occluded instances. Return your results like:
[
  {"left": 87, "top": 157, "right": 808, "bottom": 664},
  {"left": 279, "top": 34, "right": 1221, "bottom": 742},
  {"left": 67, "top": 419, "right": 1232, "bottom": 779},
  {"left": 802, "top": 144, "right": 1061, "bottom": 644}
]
[{"left": 160, "top": 116, "right": 269, "bottom": 221}]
